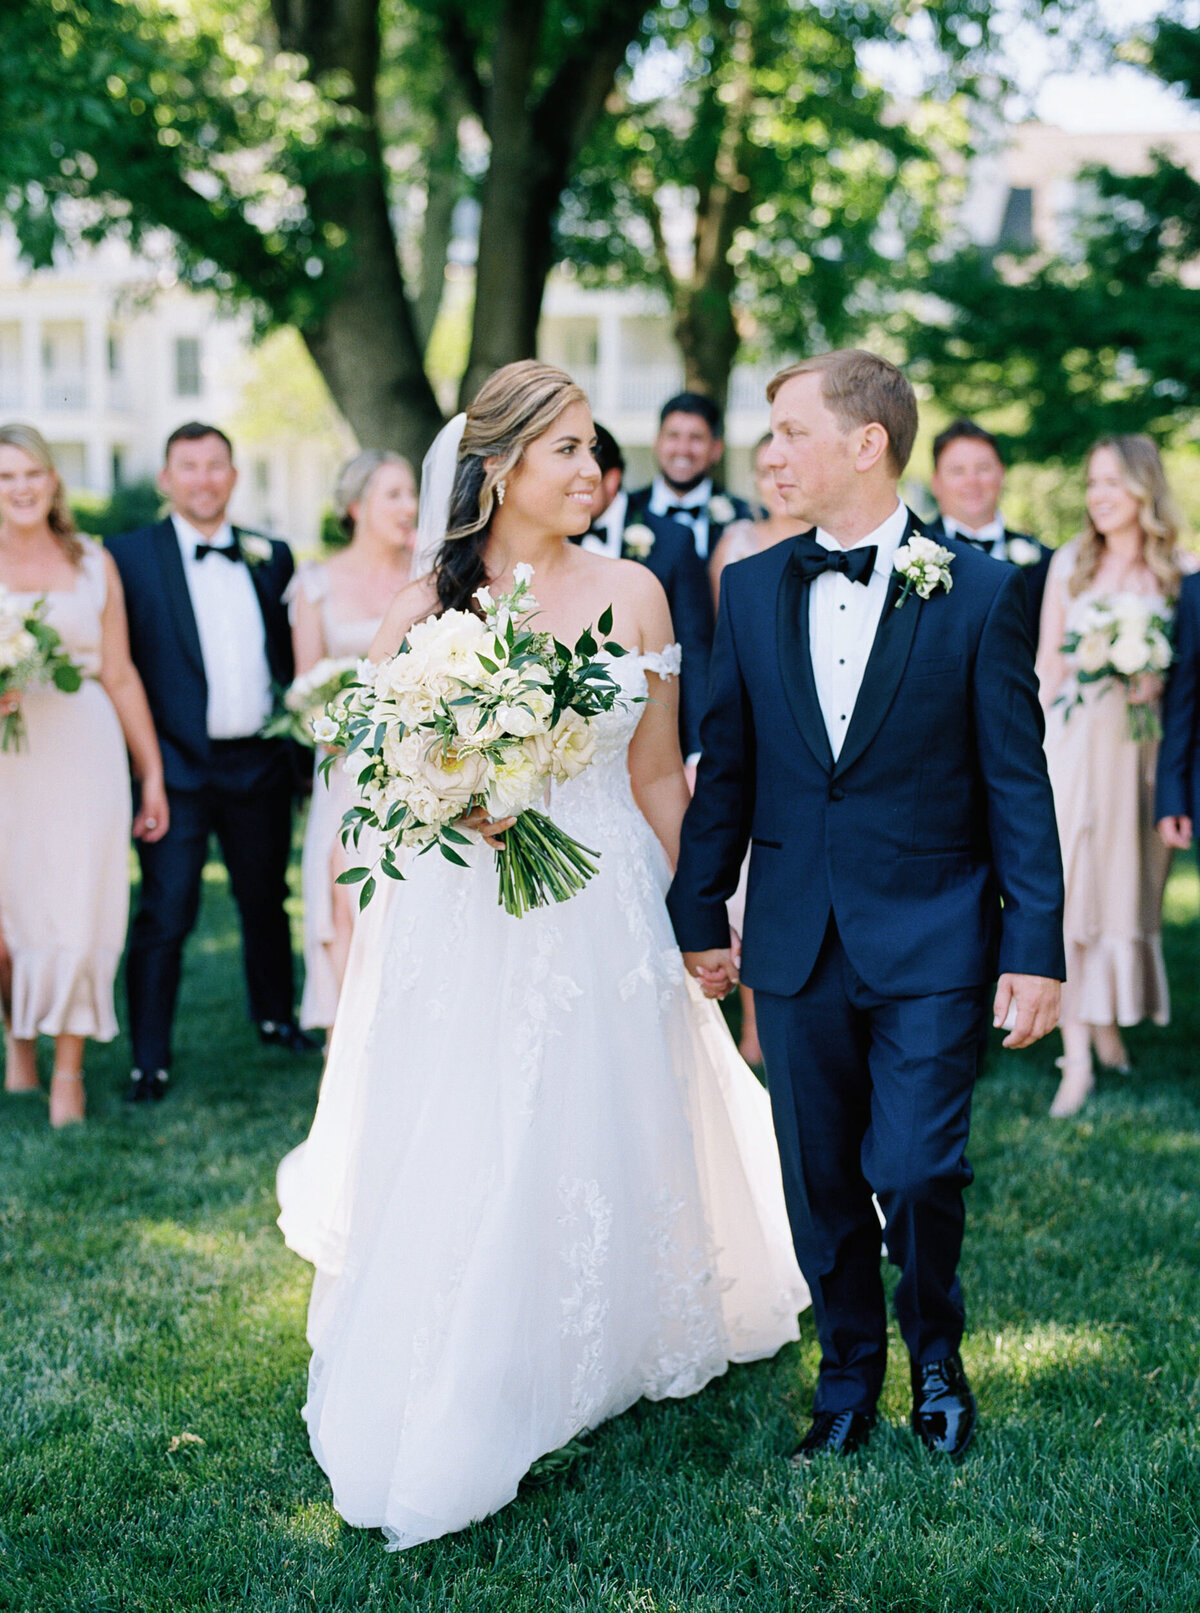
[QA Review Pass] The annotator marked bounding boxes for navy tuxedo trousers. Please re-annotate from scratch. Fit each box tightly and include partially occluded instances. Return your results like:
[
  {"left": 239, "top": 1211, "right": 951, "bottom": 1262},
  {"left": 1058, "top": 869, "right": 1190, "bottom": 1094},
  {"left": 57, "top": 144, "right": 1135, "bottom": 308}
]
[{"left": 754, "top": 917, "right": 987, "bottom": 1415}]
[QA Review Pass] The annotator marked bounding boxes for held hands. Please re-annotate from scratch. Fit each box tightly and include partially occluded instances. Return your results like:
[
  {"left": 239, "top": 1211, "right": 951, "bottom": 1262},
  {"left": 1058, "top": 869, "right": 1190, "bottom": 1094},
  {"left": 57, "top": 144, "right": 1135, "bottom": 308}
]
[
  {"left": 682, "top": 944, "right": 739, "bottom": 999},
  {"left": 1126, "top": 672, "right": 1164, "bottom": 707},
  {"left": 1158, "top": 815, "right": 1193, "bottom": 850},
  {"left": 993, "top": 973, "right": 1060, "bottom": 1049}
]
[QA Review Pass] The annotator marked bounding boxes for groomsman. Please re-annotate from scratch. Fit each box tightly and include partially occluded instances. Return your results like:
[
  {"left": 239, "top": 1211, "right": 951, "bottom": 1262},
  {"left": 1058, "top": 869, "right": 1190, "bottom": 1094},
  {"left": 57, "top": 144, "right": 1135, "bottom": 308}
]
[
  {"left": 626, "top": 393, "right": 753, "bottom": 561},
  {"left": 928, "top": 419, "right": 1052, "bottom": 644},
  {"left": 1156, "top": 570, "right": 1200, "bottom": 856},
  {"left": 580, "top": 423, "right": 714, "bottom": 764},
  {"left": 107, "top": 423, "right": 316, "bottom": 1104}
]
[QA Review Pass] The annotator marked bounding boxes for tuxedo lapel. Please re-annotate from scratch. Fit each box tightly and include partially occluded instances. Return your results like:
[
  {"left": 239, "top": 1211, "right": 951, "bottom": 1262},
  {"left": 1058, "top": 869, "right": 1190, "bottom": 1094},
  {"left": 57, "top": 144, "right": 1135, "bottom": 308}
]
[
  {"left": 776, "top": 537, "right": 834, "bottom": 773},
  {"left": 152, "top": 519, "right": 206, "bottom": 681},
  {"left": 833, "top": 518, "right": 924, "bottom": 780},
  {"left": 235, "top": 529, "right": 288, "bottom": 686}
]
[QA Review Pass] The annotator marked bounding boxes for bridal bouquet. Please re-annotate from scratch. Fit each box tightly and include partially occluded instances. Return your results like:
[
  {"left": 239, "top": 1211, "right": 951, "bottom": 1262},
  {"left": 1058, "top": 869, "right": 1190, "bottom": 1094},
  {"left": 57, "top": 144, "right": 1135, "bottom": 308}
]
[
  {"left": 263, "top": 657, "right": 360, "bottom": 747},
  {"left": 1059, "top": 594, "right": 1173, "bottom": 742},
  {"left": 0, "top": 586, "right": 84, "bottom": 752},
  {"left": 322, "top": 566, "right": 629, "bottom": 916}
]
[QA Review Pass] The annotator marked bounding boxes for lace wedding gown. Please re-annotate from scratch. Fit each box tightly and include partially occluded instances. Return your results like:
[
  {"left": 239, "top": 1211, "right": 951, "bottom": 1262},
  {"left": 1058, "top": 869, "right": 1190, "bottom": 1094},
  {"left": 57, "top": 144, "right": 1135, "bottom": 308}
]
[{"left": 277, "top": 648, "right": 808, "bottom": 1549}]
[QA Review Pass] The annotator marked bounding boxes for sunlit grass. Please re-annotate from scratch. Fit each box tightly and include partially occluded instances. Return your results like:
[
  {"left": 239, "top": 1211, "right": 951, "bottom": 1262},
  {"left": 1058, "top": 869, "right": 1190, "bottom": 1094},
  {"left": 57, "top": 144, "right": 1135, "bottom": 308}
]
[{"left": 1, "top": 855, "right": 1199, "bottom": 1610}]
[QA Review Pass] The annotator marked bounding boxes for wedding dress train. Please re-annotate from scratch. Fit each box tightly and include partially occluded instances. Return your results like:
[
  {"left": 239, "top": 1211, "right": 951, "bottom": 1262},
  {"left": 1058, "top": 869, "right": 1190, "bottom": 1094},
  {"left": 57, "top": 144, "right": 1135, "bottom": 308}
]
[{"left": 277, "top": 648, "right": 807, "bottom": 1549}]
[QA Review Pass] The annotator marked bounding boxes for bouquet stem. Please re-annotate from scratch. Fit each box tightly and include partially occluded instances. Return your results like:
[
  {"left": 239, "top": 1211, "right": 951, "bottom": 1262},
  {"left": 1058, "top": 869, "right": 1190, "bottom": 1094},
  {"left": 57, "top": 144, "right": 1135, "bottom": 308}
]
[
  {"left": 1126, "top": 702, "right": 1163, "bottom": 745},
  {"left": 494, "top": 809, "right": 600, "bottom": 917},
  {"left": 0, "top": 709, "right": 26, "bottom": 753}
]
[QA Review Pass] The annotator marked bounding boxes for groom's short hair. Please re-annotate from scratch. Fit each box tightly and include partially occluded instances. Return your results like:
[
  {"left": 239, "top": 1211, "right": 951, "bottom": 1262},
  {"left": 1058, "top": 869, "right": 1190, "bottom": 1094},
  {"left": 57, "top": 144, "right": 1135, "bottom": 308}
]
[{"left": 767, "top": 351, "right": 917, "bottom": 477}]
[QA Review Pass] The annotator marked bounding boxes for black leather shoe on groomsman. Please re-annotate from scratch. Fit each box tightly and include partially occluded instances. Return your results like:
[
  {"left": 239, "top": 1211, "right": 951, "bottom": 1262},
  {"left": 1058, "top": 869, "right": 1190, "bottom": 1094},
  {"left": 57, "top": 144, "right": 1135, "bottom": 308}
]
[
  {"left": 911, "top": 1352, "right": 977, "bottom": 1458},
  {"left": 257, "top": 1020, "right": 322, "bottom": 1054},
  {"left": 789, "top": 1409, "right": 877, "bottom": 1464},
  {"left": 123, "top": 1068, "right": 168, "bottom": 1104}
]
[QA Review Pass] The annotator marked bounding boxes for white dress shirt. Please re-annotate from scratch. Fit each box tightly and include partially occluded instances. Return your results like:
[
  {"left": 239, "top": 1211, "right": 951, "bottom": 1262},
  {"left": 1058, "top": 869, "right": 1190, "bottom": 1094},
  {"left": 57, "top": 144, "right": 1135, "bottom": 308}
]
[
  {"left": 648, "top": 475, "right": 713, "bottom": 559},
  {"left": 173, "top": 514, "right": 274, "bottom": 739},
  {"left": 941, "top": 513, "right": 1006, "bottom": 558},
  {"left": 809, "top": 500, "right": 910, "bottom": 761}
]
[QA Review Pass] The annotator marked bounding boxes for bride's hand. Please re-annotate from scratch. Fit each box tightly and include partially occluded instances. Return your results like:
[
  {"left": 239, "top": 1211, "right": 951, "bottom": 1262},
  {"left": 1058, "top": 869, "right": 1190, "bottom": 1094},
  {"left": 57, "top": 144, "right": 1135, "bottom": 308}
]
[
  {"left": 458, "top": 805, "right": 517, "bottom": 850},
  {"left": 1127, "top": 672, "right": 1163, "bottom": 706},
  {"left": 0, "top": 690, "right": 21, "bottom": 717}
]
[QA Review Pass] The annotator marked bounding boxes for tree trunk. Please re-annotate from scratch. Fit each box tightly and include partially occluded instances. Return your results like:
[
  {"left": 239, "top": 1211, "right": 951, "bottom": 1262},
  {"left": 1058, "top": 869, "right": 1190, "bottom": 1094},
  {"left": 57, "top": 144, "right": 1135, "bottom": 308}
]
[
  {"left": 272, "top": 0, "right": 444, "bottom": 458},
  {"left": 413, "top": 96, "right": 463, "bottom": 357},
  {"left": 451, "top": 0, "right": 655, "bottom": 408}
]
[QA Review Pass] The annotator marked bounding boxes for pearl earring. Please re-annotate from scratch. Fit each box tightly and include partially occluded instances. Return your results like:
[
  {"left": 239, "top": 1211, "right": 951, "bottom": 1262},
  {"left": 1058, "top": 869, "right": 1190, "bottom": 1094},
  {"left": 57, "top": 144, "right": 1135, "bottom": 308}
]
[{"left": 496, "top": 480, "right": 506, "bottom": 506}]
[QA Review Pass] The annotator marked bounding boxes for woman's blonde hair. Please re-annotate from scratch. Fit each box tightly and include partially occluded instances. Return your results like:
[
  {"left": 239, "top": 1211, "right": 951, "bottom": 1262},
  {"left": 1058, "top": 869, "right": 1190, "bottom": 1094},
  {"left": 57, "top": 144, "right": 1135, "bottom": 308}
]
[
  {"left": 333, "top": 450, "right": 414, "bottom": 537},
  {"left": 435, "top": 361, "right": 590, "bottom": 614},
  {"left": 1070, "top": 434, "right": 1184, "bottom": 599},
  {"left": 0, "top": 423, "right": 83, "bottom": 564}
]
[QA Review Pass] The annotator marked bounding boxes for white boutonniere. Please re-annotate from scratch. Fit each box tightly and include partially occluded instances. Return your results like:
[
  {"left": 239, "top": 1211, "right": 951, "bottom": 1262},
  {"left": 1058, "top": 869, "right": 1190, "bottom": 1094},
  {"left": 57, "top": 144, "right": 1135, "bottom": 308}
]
[
  {"left": 238, "top": 534, "right": 274, "bottom": 566},
  {"left": 1004, "top": 537, "right": 1042, "bottom": 568},
  {"left": 708, "top": 493, "right": 736, "bottom": 525},
  {"left": 893, "top": 535, "right": 954, "bottom": 610},
  {"left": 622, "top": 523, "right": 656, "bottom": 560}
]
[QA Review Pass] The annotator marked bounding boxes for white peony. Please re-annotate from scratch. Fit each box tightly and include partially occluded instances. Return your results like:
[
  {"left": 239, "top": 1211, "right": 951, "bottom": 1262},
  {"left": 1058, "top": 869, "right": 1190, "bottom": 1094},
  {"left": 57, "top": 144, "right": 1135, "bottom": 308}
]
[
  {"left": 1110, "top": 633, "right": 1151, "bottom": 677},
  {"left": 1148, "top": 630, "right": 1173, "bottom": 672},
  {"left": 486, "top": 746, "right": 544, "bottom": 817},
  {"left": 1075, "top": 629, "right": 1112, "bottom": 675}
]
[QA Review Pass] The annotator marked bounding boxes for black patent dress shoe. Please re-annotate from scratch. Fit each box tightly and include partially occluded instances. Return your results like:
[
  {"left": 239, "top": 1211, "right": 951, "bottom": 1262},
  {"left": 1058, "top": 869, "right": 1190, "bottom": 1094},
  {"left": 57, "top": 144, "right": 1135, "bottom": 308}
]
[
  {"left": 257, "top": 1020, "right": 322, "bottom": 1053},
  {"left": 124, "top": 1069, "right": 168, "bottom": 1104},
  {"left": 911, "top": 1352, "right": 977, "bottom": 1458},
  {"left": 788, "top": 1409, "right": 877, "bottom": 1465}
]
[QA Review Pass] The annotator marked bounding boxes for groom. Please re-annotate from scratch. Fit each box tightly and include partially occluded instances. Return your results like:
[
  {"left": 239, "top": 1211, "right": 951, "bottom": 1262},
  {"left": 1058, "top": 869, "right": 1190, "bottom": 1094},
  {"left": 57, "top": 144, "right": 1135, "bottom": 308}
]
[{"left": 667, "top": 351, "right": 1064, "bottom": 1460}]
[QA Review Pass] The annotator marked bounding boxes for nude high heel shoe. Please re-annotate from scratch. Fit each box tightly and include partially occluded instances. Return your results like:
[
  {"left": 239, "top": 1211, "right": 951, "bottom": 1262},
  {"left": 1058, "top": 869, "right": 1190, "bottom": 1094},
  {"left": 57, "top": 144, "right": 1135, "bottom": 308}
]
[{"left": 1050, "top": 1056, "right": 1094, "bottom": 1119}]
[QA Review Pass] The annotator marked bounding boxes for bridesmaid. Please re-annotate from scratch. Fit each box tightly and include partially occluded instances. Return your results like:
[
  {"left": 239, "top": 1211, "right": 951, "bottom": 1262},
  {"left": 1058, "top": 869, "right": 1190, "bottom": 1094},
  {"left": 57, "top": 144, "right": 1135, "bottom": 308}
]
[
  {"left": 292, "top": 451, "right": 417, "bottom": 1035},
  {"left": 0, "top": 425, "right": 168, "bottom": 1126},
  {"left": 1036, "top": 435, "right": 1188, "bottom": 1118},
  {"left": 708, "top": 432, "right": 799, "bottom": 612},
  {"left": 708, "top": 432, "right": 798, "bottom": 1065}
]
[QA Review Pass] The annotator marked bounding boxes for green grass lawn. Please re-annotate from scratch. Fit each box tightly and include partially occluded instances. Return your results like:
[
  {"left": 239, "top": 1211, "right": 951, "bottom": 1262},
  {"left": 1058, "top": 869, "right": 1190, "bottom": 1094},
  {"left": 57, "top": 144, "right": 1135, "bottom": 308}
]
[{"left": 2, "top": 855, "right": 1199, "bottom": 1612}]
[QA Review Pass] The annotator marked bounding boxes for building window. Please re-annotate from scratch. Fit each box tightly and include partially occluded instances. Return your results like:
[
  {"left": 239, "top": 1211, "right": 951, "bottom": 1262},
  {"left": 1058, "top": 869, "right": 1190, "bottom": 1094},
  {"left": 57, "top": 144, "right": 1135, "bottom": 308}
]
[
  {"left": 111, "top": 447, "right": 126, "bottom": 488},
  {"left": 174, "top": 336, "right": 202, "bottom": 397},
  {"left": 996, "top": 187, "right": 1035, "bottom": 251},
  {"left": 107, "top": 333, "right": 122, "bottom": 374}
]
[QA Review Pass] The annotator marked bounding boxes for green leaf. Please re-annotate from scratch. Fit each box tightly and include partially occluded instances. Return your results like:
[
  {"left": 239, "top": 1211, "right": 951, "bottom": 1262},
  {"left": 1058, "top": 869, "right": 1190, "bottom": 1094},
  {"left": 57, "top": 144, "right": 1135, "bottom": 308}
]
[
  {"left": 441, "top": 825, "right": 470, "bottom": 845},
  {"left": 439, "top": 844, "right": 470, "bottom": 867},
  {"left": 597, "top": 605, "right": 613, "bottom": 635},
  {"left": 335, "top": 866, "right": 371, "bottom": 884},
  {"left": 358, "top": 876, "right": 376, "bottom": 909}
]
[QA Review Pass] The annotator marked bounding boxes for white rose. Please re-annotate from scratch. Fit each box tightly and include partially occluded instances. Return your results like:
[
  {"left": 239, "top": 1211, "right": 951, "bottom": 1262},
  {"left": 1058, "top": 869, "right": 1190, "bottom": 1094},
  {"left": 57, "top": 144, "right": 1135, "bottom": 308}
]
[
  {"left": 1110, "top": 633, "right": 1150, "bottom": 677},
  {"left": 311, "top": 714, "right": 340, "bottom": 744},
  {"left": 239, "top": 535, "right": 274, "bottom": 564},
  {"left": 1005, "top": 538, "right": 1042, "bottom": 567},
  {"left": 1148, "top": 630, "right": 1173, "bottom": 672},
  {"left": 381, "top": 726, "right": 425, "bottom": 775},
  {"left": 708, "top": 494, "right": 736, "bottom": 524},
  {"left": 1074, "top": 629, "right": 1112, "bottom": 674},
  {"left": 417, "top": 739, "right": 489, "bottom": 806},
  {"left": 545, "top": 708, "right": 598, "bottom": 781},
  {"left": 623, "top": 523, "right": 655, "bottom": 560}
]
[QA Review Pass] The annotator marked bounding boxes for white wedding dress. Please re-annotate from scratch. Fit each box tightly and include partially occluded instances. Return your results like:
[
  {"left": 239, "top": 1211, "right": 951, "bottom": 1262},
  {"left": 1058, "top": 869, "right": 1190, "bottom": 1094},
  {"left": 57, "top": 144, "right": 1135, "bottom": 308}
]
[{"left": 277, "top": 648, "right": 808, "bottom": 1550}]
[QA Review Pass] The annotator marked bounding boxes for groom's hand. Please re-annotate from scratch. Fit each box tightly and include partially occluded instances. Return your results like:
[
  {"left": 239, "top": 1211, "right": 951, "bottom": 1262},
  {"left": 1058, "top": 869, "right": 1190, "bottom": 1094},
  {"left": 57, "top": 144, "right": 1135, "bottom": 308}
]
[
  {"left": 682, "top": 947, "right": 738, "bottom": 998},
  {"left": 993, "top": 973, "right": 1060, "bottom": 1049}
]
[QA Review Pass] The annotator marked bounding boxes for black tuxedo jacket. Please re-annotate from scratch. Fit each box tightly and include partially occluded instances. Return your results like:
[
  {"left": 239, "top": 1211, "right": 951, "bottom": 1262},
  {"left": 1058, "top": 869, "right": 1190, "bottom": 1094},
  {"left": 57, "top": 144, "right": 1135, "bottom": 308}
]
[
  {"left": 925, "top": 514, "right": 1052, "bottom": 646},
  {"left": 625, "top": 484, "right": 754, "bottom": 561},
  {"left": 107, "top": 518, "right": 295, "bottom": 792},
  {"left": 621, "top": 510, "right": 714, "bottom": 757},
  {"left": 667, "top": 512, "right": 1065, "bottom": 998},
  {"left": 1157, "top": 571, "right": 1200, "bottom": 823}
]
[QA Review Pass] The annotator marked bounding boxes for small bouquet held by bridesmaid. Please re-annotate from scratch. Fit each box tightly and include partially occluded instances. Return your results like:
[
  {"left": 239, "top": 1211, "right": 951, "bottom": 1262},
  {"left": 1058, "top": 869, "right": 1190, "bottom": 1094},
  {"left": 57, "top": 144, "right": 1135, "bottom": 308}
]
[
  {"left": 321, "top": 566, "right": 629, "bottom": 916},
  {"left": 1059, "top": 594, "right": 1173, "bottom": 742},
  {"left": 0, "top": 585, "right": 84, "bottom": 752},
  {"left": 263, "top": 657, "right": 360, "bottom": 747}
]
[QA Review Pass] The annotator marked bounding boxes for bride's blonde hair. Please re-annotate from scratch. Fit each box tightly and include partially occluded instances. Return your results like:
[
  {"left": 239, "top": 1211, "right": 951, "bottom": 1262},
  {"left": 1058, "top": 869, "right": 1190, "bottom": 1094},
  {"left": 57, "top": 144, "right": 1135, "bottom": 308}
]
[
  {"left": 0, "top": 423, "right": 83, "bottom": 565},
  {"left": 1069, "top": 435, "right": 1183, "bottom": 599},
  {"left": 435, "top": 361, "right": 589, "bottom": 615}
]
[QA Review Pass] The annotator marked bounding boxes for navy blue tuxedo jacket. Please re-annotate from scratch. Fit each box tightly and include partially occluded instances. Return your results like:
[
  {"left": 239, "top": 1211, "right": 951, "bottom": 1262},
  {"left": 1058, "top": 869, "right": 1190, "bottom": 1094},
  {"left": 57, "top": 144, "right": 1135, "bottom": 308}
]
[
  {"left": 107, "top": 519, "right": 295, "bottom": 792},
  {"left": 667, "top": 513, "right": 1066, "bottom": 998},
  {"left": 926, "top": 514, "right": 1052, "bottom": 647},
  {"left": 622, "top": 510, "right": 714, "bottom": 757},
  {"left": 625, "top": 484, "right": 754, "bottom": 561},
  {"left": 1156, "top": 571, "right": 1200, "bottom": 822}
]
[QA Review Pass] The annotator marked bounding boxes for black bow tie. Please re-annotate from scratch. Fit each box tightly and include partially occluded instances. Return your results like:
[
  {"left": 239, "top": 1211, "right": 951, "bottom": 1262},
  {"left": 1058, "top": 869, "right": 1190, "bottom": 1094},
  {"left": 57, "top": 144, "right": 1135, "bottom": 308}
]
[
  {"left": 663, "top": 504, "right": 702, "bottom": 522},
  {"left": 194, "top": 541, "right": 241, "bottom": 563},
  {"left": 791, "top": 533, "right": 877, "bottom": 585},
  {"left": 953, "top": 533, "right": 995, "bottom": 553}
]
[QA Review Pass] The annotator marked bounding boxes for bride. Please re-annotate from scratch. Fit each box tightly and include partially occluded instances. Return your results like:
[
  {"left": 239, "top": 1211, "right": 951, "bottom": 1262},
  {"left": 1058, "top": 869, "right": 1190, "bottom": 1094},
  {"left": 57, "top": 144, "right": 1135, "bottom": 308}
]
[{"left": 277, "top": 360, "right": 807, "bottom": 1550}]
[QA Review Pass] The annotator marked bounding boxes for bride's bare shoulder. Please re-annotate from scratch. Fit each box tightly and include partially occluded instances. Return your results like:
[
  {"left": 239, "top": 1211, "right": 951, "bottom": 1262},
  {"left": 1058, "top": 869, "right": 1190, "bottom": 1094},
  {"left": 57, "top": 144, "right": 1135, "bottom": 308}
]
[{"left": 371, "top": 572, "right": 441, "bottom": 659}]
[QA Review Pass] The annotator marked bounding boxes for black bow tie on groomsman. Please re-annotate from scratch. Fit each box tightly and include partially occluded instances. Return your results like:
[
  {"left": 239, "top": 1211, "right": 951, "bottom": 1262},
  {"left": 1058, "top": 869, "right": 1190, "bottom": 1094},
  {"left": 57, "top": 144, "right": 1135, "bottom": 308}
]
[
  {"left": 664, "top": 504, "right": 702, "bottom": 522},
  {"left": 790, "top": 532, "right": 877, "bottom": 585},
  {"left": 194, "top": 540, "right": 241, "bottom": 563}
]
